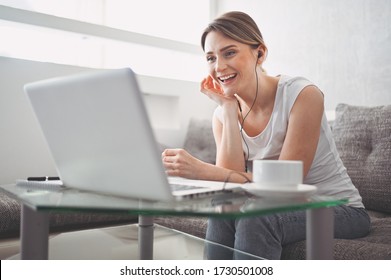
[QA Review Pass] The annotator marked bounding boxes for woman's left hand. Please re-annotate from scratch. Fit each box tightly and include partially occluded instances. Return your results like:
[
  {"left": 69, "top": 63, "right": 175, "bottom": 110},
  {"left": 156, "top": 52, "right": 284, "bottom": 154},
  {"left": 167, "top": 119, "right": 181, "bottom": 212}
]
[{"left": 161, "top": 148, "right": 206, "bottom": 179}]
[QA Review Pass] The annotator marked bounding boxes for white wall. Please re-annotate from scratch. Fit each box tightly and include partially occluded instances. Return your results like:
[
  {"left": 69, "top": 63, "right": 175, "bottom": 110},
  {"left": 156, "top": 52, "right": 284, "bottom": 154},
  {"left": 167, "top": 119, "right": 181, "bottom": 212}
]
[
  {"left": 215, "top": 0, "right": 391, "bottom": 111},
  {"left": 0, "top": 56, "right": 216, "bottom": 184}
]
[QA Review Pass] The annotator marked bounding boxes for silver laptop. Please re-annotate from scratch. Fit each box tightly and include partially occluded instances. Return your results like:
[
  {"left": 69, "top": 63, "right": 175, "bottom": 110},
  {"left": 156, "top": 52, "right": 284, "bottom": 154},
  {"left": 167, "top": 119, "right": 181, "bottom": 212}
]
[{"left": 24, "top": 68, "right": 239, "bottom": 201}]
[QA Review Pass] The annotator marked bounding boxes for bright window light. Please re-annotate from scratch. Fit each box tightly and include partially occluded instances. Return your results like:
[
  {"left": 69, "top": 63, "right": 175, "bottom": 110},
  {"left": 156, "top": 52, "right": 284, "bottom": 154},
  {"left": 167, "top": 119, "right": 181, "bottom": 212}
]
[
  {"left": 0, "top": 20, "right": 104, "bottom": 68},
  {"left": 104, "top": 0, "right": 209, "bottom": 45},
  {"left": 0, "top": 1, "right": 210, "bottom": 81},
  {"left": 0, "top": 20, "right": 207, "bottom": 81},
  {"left": 1, "top": 0, "right": 209, "bottom": 44}
]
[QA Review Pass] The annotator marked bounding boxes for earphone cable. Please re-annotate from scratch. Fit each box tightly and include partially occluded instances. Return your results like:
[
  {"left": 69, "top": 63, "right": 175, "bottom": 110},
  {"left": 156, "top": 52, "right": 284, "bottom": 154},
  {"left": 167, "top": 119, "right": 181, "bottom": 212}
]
[
  {"left": 238, "top": 59, "right": 259, "bottom": 172},
  {"left": 222, "top": 170, "right": 252, "bottom": 191}
]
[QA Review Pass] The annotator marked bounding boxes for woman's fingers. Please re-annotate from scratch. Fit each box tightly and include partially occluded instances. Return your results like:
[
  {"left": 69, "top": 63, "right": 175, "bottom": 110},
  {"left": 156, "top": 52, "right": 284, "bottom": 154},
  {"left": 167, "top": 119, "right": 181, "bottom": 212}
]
[
  {"left": 200, "top": 76, "right": 223, "bottom": 95},
  {"left": 161, "top": 149, "right": 198, "bottom": 178},
  {"left": 212, "top": 78, "right": 223, "bottom": 93}
]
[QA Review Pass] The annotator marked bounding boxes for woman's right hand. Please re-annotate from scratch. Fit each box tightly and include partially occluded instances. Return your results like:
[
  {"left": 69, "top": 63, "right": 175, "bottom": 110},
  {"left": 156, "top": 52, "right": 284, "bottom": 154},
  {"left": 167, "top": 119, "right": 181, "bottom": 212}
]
[{"left": 162, "top": 148, "right": 207, "bottom": 179}]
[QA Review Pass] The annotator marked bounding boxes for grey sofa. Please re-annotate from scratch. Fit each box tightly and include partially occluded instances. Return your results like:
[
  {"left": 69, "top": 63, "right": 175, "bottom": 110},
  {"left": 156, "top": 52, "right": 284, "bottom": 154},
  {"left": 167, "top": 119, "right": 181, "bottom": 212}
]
[{"left": 155, "top": 103, "right": 391, "bottom": 259}]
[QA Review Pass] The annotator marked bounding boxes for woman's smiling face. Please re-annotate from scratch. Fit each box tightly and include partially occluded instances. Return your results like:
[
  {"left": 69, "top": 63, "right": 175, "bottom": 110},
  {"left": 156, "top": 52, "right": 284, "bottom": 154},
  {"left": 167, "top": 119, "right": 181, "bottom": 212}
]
[{"left": 204, "top": 31, "right": 258, "bottom": 97}]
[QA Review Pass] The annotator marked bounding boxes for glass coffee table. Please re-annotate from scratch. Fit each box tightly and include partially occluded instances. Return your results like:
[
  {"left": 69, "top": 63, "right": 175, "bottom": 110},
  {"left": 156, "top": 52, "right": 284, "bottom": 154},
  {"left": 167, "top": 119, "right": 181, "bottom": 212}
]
[
  {"left": 6, "top": 223, "right": 264, "bottom": 260},
  {"left": 0, "top": 184, "right": 347, "bottom": 260}
]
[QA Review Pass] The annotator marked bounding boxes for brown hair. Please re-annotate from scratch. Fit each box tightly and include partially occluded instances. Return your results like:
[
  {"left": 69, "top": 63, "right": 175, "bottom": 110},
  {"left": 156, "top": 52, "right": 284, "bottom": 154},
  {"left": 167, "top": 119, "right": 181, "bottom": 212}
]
[{"left": 201, "top": 11, "right": 267, "bottom": 56}]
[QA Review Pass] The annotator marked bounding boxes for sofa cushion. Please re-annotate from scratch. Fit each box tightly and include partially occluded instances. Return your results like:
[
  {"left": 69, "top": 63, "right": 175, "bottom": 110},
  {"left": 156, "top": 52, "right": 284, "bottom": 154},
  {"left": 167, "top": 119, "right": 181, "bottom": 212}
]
[
  {"left": 183, "top": 118, "right": 216, "bottom": 164},
  {"left": 332, "top": 104, "right": 391, "bottom": 213},
  {"left": 154, "top": 216, "right": 207, "bottom": 239},
  {"left": 0, "top": 193, "right": 20, "bottom": 236}
]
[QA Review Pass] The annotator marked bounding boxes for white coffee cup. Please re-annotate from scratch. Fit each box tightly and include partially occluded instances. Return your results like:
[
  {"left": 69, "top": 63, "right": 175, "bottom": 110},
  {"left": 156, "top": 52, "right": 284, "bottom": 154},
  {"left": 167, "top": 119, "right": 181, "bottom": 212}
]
[{"left": 252, "top": 160, "right": 303, "bottom": 188}]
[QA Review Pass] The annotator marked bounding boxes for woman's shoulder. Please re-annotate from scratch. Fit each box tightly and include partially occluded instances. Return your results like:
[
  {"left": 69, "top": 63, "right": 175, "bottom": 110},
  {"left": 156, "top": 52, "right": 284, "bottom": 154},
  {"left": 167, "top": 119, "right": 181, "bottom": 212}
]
[
  {"left": 278, "top": 75, "right": 315, "bottom": 90},
  {"left": 276, "top": 75, "right": 322, "bottom": 113},
  {"left": 278, "top": 75, "right": 322, "bottom": 99}
]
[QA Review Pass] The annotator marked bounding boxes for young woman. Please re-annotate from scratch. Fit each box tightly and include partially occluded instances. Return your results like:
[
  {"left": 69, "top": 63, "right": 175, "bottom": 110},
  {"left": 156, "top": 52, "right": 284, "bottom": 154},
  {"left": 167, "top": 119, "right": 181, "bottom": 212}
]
[{"left": 162, "top": 11, "right": 370, "bottom": 259}]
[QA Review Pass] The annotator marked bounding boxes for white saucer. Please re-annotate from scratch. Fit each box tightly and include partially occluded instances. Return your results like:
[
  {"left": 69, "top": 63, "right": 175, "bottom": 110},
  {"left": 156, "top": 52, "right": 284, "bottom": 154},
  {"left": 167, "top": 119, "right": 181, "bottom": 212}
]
[{"left": 241, "top": 183, "right": 317, "bottom": 199}]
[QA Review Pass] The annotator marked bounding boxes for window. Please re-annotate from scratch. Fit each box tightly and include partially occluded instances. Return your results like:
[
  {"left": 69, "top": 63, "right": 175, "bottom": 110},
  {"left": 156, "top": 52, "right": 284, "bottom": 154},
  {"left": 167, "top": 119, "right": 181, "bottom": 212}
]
[{"left": 0, "top": 0, "right": 211, "bottom": 81}]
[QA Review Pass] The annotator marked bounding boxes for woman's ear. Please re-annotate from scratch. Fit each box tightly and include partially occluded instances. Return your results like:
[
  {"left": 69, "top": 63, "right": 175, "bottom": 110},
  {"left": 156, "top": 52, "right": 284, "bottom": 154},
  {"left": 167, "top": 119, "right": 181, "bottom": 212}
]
[{"left": 257, "top": 47, "right": 267, "bottom": 65}]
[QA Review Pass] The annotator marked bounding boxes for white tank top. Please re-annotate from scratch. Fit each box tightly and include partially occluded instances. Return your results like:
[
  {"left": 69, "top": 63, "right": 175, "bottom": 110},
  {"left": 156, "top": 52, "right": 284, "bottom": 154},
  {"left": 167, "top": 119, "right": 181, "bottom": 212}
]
[{"left": 214, "top": 75, "right": 364, "bottom": 208}]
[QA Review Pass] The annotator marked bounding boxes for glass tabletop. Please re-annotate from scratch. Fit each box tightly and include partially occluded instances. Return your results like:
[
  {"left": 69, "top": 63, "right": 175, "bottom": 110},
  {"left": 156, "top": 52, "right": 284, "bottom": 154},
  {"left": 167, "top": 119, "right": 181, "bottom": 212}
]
[{"left": 0, "top": 184, "right": 347, "bottom": 218}]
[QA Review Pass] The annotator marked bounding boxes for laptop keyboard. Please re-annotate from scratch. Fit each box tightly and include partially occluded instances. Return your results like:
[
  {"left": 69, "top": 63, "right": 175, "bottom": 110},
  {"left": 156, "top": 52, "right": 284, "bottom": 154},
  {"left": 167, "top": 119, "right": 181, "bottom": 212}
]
[{"left": 170, "top": 183, "right": 204, "bottom": 191}]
